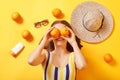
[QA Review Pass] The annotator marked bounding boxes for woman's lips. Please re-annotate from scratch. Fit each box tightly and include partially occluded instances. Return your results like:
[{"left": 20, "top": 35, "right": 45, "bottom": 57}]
[{"left": 56, "top": 37, "right": 64, "bottom": 41}]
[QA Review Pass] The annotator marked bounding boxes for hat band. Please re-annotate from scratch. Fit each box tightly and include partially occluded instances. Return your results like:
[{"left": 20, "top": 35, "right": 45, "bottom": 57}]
[{"left": 82, "top": 11, "right": 104, "bottom": 38}]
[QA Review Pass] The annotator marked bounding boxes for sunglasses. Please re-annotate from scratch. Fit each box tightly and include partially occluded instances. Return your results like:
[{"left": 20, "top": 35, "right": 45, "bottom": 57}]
[{"left": 34, "top": 19, "right": 49, "bottom": 28}]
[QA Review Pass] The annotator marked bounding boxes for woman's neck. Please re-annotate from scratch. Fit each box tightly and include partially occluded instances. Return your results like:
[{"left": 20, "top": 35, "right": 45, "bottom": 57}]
[{"left": 53, "top": 45, "right": 68, "bottom": 56}]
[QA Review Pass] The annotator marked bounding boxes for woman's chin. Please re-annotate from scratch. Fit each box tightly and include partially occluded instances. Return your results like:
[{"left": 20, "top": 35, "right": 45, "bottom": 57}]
[
  {"left": 54, "top": 37, "right": 67, "bottom": 46},
  {"left": 56, "top": 41, "right": 65, "bottom": 45}
]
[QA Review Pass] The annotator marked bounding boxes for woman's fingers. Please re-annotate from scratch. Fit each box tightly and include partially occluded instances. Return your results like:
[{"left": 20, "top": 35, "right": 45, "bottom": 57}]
[
  {"left": 48, "top": 27, "right": 55, "bottom": 32},
  {"left": 66, "top": 27, "right": 73, "bottom": 33}
]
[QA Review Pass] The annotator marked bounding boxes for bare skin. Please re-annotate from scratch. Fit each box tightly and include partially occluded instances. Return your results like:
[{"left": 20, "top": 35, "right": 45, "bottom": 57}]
[{"left": 28, "top": 23, "right": 86, "bottom": 70}]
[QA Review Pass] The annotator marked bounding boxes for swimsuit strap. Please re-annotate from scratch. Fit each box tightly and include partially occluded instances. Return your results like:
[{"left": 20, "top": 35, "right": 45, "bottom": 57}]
[{"left": 44, "top": 52, "right": 50, "bottom": 80}]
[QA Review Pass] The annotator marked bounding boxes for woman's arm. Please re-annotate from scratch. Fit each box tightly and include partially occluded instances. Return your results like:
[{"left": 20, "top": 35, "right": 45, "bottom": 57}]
[
  {"left": 72, "top": 41, "right": 86, "bottom": 70},
  {"left": 28, "top": 27, "right": 54, "bottom": 66},
  {"left": 62, "top": 27, "right": 86, "bottom": 70},
  {"left": 28, "top": 38, "right": 48, "bottom": 66}
]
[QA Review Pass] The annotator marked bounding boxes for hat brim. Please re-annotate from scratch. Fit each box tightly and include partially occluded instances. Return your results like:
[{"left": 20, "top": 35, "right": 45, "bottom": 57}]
[{"left": 71, "top": 1, "right": 114, "bottom": 43}]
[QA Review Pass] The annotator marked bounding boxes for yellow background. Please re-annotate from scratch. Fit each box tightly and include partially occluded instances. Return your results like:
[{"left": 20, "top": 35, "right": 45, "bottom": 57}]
[{"left": 0, "top": 0, "right": 120, "bottom": 80}]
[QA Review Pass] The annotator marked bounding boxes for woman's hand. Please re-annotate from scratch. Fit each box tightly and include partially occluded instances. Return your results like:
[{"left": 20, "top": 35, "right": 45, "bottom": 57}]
[
  {"left": 61, "top": 27, "right": 77, "bottom": 46},
  {"left": 42, "top": 27, "right": 55, "bottom": 43}
]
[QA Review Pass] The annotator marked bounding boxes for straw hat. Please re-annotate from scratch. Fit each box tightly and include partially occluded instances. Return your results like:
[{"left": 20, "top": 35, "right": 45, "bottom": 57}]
[{"left": 71, "top": 1, "right": 114, "bottom": 43}]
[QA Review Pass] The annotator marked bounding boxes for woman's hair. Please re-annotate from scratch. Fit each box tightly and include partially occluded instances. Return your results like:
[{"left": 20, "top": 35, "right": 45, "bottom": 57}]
[{"left": 42, "top": 20, "right": 82, "bottom": 52}]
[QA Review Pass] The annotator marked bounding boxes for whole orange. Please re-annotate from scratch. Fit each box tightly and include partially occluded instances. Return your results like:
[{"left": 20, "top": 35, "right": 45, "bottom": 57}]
[
  {"left": 60, "top": 27, "right": 70, "bottom": 37},
  {"left": 50, "top": 28, "right": 60, "bottom": 38},
  {"left": 22, "top": 30, "right": 31, "bottom": 40},
  {"left": 104, "top": 53, "right": 113, "bottom": 63},
  {"left": 12, "top": 12, "right": 23, "bottom": 23},
  {"left": 52, "top": 8, "right": 63, "bottom": 18}
]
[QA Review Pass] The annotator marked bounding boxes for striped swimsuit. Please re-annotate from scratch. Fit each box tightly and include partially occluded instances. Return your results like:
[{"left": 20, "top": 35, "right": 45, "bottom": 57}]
[{"left": 44, "top": 52, "right": 76, "bottom": 80}]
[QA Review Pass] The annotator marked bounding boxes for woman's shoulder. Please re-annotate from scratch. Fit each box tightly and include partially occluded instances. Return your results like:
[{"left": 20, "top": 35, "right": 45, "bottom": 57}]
[
  {"left": 42, "top": 49, "right": 48, "bottom": 56},
  {"left": 69, "top": 51, "right": 74, "bottom": 55}
]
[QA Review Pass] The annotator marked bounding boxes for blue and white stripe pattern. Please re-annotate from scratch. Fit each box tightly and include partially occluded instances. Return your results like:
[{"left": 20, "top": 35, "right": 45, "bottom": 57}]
[{"left": 44, "top": 52, "right": 76, "bottom": 80}]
